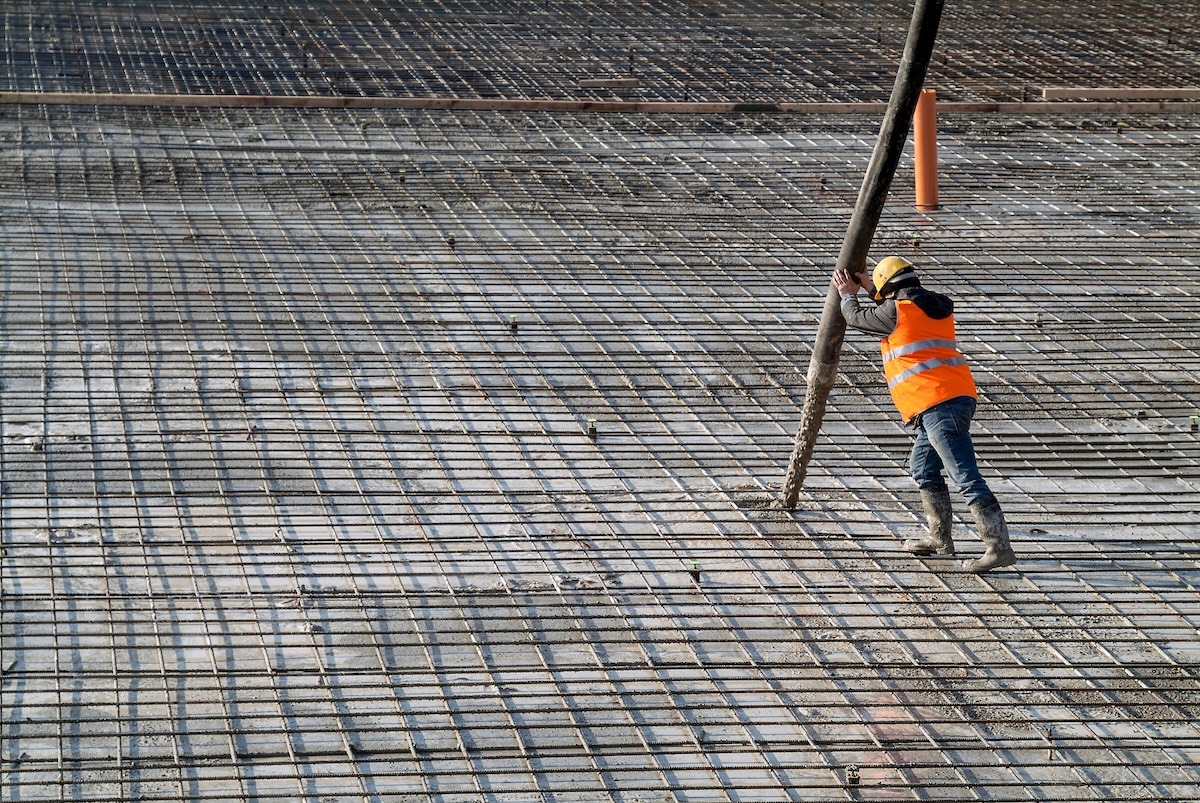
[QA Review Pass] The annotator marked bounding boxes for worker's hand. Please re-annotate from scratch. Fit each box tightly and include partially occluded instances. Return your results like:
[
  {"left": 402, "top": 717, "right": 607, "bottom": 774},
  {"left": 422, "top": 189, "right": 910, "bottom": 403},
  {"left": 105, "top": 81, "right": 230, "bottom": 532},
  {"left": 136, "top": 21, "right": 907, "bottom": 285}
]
[
  {"left": 852, "top": 268, "right": 874, "bottom": 294},
  {"left": 833, "top": 269, "right": 859, "bottom": 298}
]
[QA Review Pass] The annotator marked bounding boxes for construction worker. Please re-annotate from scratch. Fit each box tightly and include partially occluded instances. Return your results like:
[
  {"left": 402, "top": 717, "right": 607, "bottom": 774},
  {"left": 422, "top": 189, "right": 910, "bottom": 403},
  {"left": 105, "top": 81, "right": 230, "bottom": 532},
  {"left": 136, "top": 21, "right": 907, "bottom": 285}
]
[{"left": 832, "top": 256, "right": 1016, "bottom": 573}]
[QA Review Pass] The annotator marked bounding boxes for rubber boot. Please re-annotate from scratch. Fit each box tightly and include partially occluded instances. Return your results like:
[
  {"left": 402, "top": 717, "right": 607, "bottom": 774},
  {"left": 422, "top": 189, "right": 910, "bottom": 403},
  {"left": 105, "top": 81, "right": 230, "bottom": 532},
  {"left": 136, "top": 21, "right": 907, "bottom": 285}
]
[
  {"left": 966, "top": 498, "right": 1017, "bottom": 573},
  {"left": 903, "top": 485, "right": 955, "bottom": 555}
]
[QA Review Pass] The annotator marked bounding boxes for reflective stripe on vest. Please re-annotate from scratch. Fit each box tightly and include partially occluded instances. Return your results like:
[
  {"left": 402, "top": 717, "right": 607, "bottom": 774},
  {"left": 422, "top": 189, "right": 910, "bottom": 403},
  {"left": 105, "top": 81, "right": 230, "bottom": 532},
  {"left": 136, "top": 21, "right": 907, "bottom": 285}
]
[
  {"left": 887, "top": 354, "right": 969, "bottom": 389},
  {"left": 881, "top": 338, "right": 958, "bottom": 361},
  {"left": 880, "top": 300, "right": 976, "bottom": 422}
]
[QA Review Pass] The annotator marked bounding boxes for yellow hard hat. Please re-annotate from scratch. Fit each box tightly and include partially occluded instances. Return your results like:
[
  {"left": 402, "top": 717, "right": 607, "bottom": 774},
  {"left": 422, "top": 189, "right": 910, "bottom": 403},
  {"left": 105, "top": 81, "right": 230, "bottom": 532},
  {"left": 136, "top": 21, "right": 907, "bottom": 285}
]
[{"left": 872, "top": 256, "right": 915, "bottom": 300}]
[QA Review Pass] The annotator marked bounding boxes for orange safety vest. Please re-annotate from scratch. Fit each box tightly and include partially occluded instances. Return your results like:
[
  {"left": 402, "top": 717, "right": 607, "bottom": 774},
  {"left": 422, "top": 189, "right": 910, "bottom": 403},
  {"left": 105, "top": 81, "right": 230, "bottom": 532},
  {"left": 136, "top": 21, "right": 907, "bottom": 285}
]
[{"left": 881, "top": 299, "right": 976, "bottom": 422}]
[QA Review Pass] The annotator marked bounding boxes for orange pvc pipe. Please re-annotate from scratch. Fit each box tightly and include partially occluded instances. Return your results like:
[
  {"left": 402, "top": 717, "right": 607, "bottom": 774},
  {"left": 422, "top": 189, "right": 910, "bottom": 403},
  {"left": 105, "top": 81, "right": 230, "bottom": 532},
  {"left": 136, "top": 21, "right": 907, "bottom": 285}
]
[{"left": 914, "top": 88, "right": 939, "bottom": 210}]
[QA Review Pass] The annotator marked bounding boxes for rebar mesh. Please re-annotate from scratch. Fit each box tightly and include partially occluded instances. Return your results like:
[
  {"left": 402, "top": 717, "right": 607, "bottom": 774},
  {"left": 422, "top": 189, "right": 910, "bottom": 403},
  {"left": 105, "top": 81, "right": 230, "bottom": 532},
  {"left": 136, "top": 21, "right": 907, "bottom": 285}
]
[
  {"left": 2, "top": 101, "right": 1198, "bottom": 801},
  {"left": 2, "top": 0, "right": 1198, "bottom": 103}
]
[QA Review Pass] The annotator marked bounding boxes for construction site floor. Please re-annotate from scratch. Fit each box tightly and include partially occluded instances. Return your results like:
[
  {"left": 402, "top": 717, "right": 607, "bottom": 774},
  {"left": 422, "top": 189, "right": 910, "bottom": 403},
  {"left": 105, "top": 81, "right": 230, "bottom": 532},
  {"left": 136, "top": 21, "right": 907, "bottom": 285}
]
[{"left": 2, "top": 3, "right": 1199, "bottom": 802}]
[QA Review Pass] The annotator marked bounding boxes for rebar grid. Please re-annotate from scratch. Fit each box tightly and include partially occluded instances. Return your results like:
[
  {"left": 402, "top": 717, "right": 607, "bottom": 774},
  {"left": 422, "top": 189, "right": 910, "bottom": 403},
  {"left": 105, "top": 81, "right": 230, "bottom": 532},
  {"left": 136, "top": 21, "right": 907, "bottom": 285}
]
[
  {"left": 2, "top": 104, "right": 1199, "bottom": 801},
  {"left": 2, "top": 1, "right": 1198, "bottom": 104}
]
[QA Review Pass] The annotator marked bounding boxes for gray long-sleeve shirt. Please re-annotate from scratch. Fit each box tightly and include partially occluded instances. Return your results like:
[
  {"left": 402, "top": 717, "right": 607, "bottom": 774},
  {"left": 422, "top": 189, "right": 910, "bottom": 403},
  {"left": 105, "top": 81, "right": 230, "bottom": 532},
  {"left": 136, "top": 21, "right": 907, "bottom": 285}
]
[
  {"left": 840, "top": 295, "right": 899, "bottom": 337},
  {"left": 839, "top": 285, "right": 954, "bottom": 338}
]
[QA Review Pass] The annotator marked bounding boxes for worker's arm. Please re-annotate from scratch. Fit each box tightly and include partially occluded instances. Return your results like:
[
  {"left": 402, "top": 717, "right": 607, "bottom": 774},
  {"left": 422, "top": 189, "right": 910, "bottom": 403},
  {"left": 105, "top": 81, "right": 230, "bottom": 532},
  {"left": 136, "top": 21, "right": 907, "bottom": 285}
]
[
  {"left": 841, "top": 295, "right": 897, "bottom": 336},
  {"left": 832, "top": 269, "right": 898, "bottom": 336}
]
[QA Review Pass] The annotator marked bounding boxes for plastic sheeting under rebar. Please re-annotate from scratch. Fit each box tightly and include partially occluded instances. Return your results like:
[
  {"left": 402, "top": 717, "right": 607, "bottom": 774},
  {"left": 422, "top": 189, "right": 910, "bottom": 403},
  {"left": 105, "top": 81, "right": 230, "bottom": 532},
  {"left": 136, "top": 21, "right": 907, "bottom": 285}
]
[{"left": 2, "top": 105, "right": 1199, "bottom": 801}]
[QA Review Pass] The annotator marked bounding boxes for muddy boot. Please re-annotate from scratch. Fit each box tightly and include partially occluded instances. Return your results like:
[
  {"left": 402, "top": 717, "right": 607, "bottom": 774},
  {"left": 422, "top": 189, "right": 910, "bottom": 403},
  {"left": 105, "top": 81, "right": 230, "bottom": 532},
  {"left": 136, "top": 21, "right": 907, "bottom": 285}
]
[
  {"left": 903, "top": 485, "right": 955, "bottom": 555},
  {"left": 966, "top": 497, "right": 1017, "bottom": 573}
]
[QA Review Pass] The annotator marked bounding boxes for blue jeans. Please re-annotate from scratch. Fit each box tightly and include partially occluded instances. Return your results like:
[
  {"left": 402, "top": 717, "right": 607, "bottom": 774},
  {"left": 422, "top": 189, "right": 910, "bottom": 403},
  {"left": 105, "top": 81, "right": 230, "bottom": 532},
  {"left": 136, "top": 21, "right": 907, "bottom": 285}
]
[{"left": 909, "top": 396, "right": 995, "bottom": 506}]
